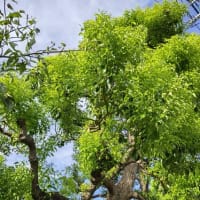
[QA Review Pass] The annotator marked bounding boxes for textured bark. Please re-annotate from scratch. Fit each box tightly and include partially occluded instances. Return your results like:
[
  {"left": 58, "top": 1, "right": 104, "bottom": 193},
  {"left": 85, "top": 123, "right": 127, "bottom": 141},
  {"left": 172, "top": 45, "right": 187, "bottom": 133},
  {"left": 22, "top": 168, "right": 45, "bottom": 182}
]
[
  {"left": 103, "top": 134, "right": 146, "bottom": 200},
  {"left": 107, "top": 162, "right": 141, "bottom": 200}
]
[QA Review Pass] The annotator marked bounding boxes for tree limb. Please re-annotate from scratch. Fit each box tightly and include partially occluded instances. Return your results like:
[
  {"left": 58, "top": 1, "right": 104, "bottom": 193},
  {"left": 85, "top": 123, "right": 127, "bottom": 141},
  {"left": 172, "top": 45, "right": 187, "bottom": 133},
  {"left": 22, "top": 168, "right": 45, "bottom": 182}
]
[
  {"left": 112, "top": 134, "right": 136, "bottom": 176},
  {"left": 0, "top": 126, "right": 12, "bottom": 137},
  {"left": 103, "top": 178, "right": 114, "bottom": 195},
  {"left": 130, "top": 191, "right": 145, "bottom": 200},
  {"left": 0, "top": 49, "right": 82, "bottom": 59}
]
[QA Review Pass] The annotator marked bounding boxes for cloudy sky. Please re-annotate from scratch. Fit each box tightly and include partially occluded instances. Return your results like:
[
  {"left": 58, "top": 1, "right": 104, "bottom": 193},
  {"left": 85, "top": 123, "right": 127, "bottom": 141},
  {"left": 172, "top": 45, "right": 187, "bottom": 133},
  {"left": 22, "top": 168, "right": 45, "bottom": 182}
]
[
  {"left": 15, "top": 0, "right": 198, "bottom": 51},
  {"left": 16, "top": 0, "right": 154, "bottom": 49}
]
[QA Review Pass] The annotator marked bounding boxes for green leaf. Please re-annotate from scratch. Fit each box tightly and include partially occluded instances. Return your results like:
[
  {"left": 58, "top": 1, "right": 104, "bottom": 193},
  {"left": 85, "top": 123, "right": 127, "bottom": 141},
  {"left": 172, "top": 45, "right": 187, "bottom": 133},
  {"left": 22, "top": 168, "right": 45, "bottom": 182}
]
[
  {"left": 7, "top": 12, "right": 22, "bottom": 18},
  {"left": 7, "top": 3, "right": 13, "bottom": 10},
  {"left": 9, "top": 42, "right": 17, "bottom": 50}
]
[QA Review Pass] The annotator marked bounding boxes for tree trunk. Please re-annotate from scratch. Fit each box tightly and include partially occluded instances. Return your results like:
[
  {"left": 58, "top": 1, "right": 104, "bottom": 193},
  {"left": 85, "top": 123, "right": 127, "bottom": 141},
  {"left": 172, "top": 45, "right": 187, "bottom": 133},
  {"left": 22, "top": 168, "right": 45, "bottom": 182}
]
[{"left": 107, "top": 162, "right": 139, "bottom": 200}]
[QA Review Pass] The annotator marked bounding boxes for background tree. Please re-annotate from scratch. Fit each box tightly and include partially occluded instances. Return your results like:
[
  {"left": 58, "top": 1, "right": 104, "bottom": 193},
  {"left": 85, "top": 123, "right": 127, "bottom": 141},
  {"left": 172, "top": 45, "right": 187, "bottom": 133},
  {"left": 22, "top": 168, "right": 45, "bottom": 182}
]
[
  {"left": 0, "top": 0, "right": 200, "bottom": 200},
  {"left": 0, "top": 0, "right": 66, "bottom": 73},
  {"left": 0, "top": 0, "right": 69, "bottom": 199}
]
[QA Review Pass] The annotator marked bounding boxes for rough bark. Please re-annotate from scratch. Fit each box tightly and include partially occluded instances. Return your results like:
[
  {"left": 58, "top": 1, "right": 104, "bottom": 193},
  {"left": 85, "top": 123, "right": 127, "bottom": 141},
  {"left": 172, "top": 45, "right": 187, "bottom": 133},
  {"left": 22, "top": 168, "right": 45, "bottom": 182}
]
[
  {"left": 106, "top": 162, "right": 145, "bottom": 200},
  {"left": 103, "top": 133, "right": 145, "bottom": 200}
]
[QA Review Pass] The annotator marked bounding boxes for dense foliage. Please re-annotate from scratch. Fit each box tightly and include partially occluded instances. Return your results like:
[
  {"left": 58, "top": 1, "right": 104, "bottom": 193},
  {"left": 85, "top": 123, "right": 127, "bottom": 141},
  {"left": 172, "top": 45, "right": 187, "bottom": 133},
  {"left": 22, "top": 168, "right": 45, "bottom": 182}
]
[{"left": 0, "top": 0, "right": 200, "bottom": 200}]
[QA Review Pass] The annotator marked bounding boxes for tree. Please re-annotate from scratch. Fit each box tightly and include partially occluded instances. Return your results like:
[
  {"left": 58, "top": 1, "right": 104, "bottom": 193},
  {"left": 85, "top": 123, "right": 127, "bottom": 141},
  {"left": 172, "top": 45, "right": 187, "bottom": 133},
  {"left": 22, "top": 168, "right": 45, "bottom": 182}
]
[
  {"left": 0, "top": 0, "right": 68, "bottom": 199},
  {"left": 0, "top": 0, "right": 200, "bottom": 200},
  {"left": 0, "top": 0, "right": 66, "bottom": 73}
]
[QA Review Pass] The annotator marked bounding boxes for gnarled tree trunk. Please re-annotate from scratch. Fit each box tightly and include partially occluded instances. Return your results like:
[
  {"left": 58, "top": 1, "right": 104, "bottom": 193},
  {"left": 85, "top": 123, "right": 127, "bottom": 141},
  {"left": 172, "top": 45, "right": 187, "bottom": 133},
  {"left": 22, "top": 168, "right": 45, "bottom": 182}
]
[{"left": 107, "top": 162, "right": 144, "bottom": 200}]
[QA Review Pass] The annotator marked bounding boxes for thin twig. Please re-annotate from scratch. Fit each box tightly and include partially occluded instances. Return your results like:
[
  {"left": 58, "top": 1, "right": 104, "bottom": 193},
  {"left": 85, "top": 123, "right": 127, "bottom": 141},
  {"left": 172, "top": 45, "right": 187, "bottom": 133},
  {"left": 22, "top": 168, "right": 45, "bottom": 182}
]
[{"left": 0, "top": 49, "right": 81, "bottom": 59}]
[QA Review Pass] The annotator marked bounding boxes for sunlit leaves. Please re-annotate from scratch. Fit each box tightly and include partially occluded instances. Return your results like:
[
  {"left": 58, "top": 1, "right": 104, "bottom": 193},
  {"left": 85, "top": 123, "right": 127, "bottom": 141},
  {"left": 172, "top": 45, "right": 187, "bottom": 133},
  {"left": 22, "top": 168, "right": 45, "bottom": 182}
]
[
  {"left": 0, "top": 74, "right": 48, "bottom": 134},
  {"left": 71, "top": 2, "right": 200, "bottom": 197},
  {"left": 77, "top": 126, "right": 124, "bottom": 176},
  {"left": 123, "top": 0, "right": 186, "bottom": 47},
  {"left": 149, "top": 161, "right": 200, "bottom": 199},
  {"left": 0, "top": 0, "right": 199, "bottom": 198},
  {"left": 29, "top": 53, "right": 87, "bottom": 141},
  {"left": 150, "top": 34, "right": 200, "bottom": 73}
]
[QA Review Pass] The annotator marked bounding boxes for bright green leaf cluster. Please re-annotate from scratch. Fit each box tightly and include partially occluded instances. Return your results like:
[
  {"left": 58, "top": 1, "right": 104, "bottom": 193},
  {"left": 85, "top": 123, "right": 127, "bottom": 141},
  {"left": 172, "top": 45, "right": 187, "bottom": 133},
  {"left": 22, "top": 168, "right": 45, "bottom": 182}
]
[
  {"left": 123, "top": 0, "right": 186, "bottom": 47},
  {"left": 0, "top": 74, "right": 48, "bottom": 134},
  {"left": 77, "top": 125, "right": 124, "bottom": 176}
]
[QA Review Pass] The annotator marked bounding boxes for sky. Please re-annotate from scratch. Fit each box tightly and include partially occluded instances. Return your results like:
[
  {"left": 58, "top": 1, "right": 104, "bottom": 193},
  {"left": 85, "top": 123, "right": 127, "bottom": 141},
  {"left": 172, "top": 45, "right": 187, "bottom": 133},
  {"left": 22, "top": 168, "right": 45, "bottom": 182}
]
[
  {"left": 7, "top": 0, "right": 154, "bottom": 170},
  {"left": 16, "top": 0, "right": 153, "bottom": 49},
  {"left": 6, "top": 0, "right": 199, "bottom": 170}
]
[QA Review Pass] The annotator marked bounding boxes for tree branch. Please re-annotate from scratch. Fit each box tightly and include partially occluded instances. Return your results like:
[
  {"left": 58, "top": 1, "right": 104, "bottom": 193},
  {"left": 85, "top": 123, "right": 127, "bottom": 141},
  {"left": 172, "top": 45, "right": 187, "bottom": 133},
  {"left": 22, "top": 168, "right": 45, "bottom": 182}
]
[
  {"left": 18, "top": 119, "right": 69, "bottom": 200},
  {"left": 0, "top": 126, "right": 12, "bottom": 137},
  {"left": 112, "top": 134, "right": 136, "bottom": 176},
  {"left": 0, "top": 49, "right": 82, "bottom": 59},
  {"left": 103, "top": 178, "right": 114, "bottom": 195},
  {"left": 92, "top": 193, "right": 107, "bottom": 199},
  {"left": 130, "top": 191, "right": 145, "bottom": 200}
]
